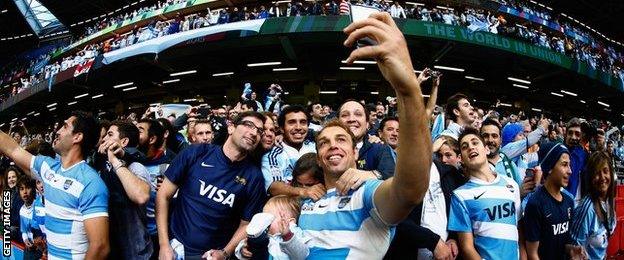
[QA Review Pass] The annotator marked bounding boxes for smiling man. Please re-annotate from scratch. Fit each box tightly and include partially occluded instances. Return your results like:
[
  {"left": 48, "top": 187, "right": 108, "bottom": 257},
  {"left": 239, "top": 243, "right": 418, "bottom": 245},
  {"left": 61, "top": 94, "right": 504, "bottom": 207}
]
[
  {"left": 157, "top": 111, "right": 268, "bottom": 259},
  {"left": 261, "top": 105, "right": 321, "bottom": 199},
  {"left": 296, "top": 12, "right": 431, "bottom": 258}
]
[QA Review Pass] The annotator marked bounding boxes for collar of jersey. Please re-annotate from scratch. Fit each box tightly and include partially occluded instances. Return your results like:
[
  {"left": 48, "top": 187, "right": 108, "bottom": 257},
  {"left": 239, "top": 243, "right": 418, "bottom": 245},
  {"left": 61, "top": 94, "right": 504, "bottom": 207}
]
[
  {"left": 60, "top": 160, "right": 85, "bottom": 172},
  {"left": 469, "top": 173, "right": 500, "bottom": 185}
]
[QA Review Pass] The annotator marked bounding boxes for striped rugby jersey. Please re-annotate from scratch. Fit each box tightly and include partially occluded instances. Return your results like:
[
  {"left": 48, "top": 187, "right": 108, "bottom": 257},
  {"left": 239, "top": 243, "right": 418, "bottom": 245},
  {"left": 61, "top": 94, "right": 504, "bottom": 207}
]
[
  {"left": 261, "top": 140, "right": 316, "bottom": 191},
  {"left": 448, "top": 174, "right": 521, "bottom": 260},
  {"left": 298, "top": 179, "right": 394, "bottom": 259},
  {"left": 570, "top": 196, "right": 617, "bottom": 259},
  {"left": 30, "top": 156, "right": 109, "bottom": 260},
  {"left": 33, "top": 194, "right": 46, "bottom": 234}
]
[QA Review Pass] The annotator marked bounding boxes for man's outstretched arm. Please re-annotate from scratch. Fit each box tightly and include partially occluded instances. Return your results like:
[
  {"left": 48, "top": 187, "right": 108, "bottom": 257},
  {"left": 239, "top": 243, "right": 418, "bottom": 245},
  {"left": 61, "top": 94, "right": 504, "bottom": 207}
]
[{"left": 0, "top": 130, "right": 34, "bottom": 176}]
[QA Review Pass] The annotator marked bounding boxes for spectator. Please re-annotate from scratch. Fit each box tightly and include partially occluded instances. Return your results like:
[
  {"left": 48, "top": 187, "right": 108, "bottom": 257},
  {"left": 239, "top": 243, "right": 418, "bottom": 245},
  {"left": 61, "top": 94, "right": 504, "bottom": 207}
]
[
  {"left": 0, "top": 111, "right": 110, "bottom": 259},
  {"left": 571, "top": 151, "right": 617, "bottom": 259},
  {"left": 389, "top": 2, "right": 406, "bottom": 18},
  {"left": 524, "top": 142, "right": 585, "bottom": 259},
  {"left": 338, "top": 100, "right": 396, "bottom": 179},
  {"left": 96, "top": 120, "right": 152, "bottom": 259},
  {"left": 378, "top": 117, "right": 399, "bottom": 152},
  {"left": 261, "top": 105, "right": 318, "bottom": 198},
  {"left": 18, "top": 175, "right": 43, "bottom": 259},
  {"left": 291, "top": 152, "right": 323, "bottom": 188},
  {"left": 563, "top": 118, "right": 588, "bottom": 205},
  {"left": 156, "top": 111, "right": 268, "bottom": 259},
  {"left": 440, "top": 93, "right": 475, "bottom": 140},
  {"left": 192, "top": 119, "right": 214, "bottom": 144},
  {"left": 448, "top": 127, "right": 521, "bottom": 260},
  {"left": 434, "top": 136, "right": 461, "bottom": 169},
  {"left": 307, "top": 102, "right": 324, "bottom": 132}
]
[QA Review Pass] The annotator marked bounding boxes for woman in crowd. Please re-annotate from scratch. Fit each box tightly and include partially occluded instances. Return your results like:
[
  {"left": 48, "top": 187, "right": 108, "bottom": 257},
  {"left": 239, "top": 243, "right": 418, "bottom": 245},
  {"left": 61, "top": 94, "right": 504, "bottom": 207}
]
[{"left": 570, "top": 151, "right": 617, "bottom": 259}]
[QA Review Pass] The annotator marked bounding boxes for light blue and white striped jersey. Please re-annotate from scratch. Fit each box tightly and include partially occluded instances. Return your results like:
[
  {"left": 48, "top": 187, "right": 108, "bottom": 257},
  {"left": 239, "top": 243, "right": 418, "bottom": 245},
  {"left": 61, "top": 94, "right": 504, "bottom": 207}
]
[
  {"left": 30, "top": 155, "right": 109, "bottom": 260},
  {"left": 570, "top": 196, "right": 617, "bottom": 259},
  {"left": 19, "top": 204, "right": 35, "bottom": 243},
  {"left": 298, "top": 180, "right": 394, "bottom": 259},
  {"left": 448, "top": 174, "right": 521, "bottom": 260},
  {"left": 33, "top": 194, "right": 46, "bottom": 234},
  {"left": 261, "top": 140, "right": 316, "bottom": 191}
]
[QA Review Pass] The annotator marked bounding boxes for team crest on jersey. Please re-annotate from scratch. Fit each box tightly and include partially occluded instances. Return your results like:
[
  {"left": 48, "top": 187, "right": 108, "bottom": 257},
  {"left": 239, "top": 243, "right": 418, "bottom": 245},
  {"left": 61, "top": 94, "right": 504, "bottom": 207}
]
[
  {"left": 338, "top": 197, "right": 351, "bottom": 209},
  {"left": 63, "top": 179, "right": 73, "bottom": 190},
  {"left": 301, "top": 202, "right": 314, "bottom": 212},
  {"left": 506, "top": 184, "right": 515, "bottom": 193},
  {"left": 234, "top": 176, "right": 247, "bottom": 186},
  {"left": 45, "top": 173, "right": 54, "bottom": 182}
]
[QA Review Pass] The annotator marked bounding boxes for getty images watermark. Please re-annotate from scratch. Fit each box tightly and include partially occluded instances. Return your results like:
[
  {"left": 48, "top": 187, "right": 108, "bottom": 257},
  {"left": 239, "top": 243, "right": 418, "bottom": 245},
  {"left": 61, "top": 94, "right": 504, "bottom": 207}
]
[{"left": 2, "top": 189, "right": 11, "bottom": 256}]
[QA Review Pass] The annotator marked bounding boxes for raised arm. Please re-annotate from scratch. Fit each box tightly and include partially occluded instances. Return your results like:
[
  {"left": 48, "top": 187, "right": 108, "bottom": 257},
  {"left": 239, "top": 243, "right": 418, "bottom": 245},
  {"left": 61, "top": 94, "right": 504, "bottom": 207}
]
[
  {"left": 343, "top": 12, "right": 431, "bottom": 225},
  {"left": 0, "top": 130, "right": 34, "bottom": 177},
  {"left": 156, "top": 177, "right": 179, "bottom": 260}
]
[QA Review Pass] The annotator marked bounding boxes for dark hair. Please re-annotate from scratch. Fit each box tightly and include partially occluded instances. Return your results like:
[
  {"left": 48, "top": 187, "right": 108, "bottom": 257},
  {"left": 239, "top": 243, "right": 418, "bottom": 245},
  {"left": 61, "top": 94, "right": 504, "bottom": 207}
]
[
  {"left": 458, "top": 126, "right": 484, "bottom": 145},
  {"left": 292, "top": 153, "right": 324, "bottom": 187},
  {"left": 112, "top": 120, "right": 140, "bottom": 148},
  {"left": 25, "top": 140, "right": 55, "bottom": 158},
  {"left": 242, "top": 100, "right": 258, "bottom": 111},
  {"left": 99, "top": 120, "right": 112, "bottom": 134},
  {"left": 480, "top": 118, "right": 502, "bottom": 133},
  {"left": 306, "top": 102, "right": 321, "bottom": 116},
  {"left": 445, "top": 93, "right": 468, "bottom": 122},
  {"left": 566, "top": 117, "right": 582, "bottom": 129},
  {"left": 339, "top": 99, "right": 370, "bottom": 122},
  {"left": 232, "top": 111, "right": 267, "bottom": 126},
  {"left": 16, "top": 175, "right": 36, "bottom": 193},
  {"left": 315, "top": 119, "right": 357, "bottom": 150},
  {"left": 379, "top": 117, "right": 399, "bottom": 132},
  {"left": 138, "top": 118, "right": 165, "bottom": 149},
  {"left": 157, "top": 118, "right": 176, "bottom": 151},
  {"left": 71, "top": 111, "right": 99, "bottom": 158},
  {"left": 277, "top": 105, "right": 308, "bottom": 128},
  {"left": 584, "top": 151, "right": 616, "bottom": 227}
]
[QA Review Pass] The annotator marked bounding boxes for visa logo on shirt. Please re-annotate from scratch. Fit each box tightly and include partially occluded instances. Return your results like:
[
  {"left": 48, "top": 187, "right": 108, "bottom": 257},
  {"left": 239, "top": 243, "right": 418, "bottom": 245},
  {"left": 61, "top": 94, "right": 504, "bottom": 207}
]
[
  {"left": 485, "top": 202, "right": 516, "bottom": 221},
  {"left": 552, "top": 222, "right": 569, "bottom": 235},
  {"left": 198, "top": 180, "right": 235, "bottom": 208}
]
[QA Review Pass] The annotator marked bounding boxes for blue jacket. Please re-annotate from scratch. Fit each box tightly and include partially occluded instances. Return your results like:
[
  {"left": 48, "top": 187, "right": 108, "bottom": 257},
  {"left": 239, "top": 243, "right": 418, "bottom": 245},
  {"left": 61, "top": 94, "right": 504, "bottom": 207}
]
[
  {"left": 565, "top": 145, "right": 587, "bottom": 200},
  {"left": 357, "top": 138, "right": 396, "bottom": 179}
]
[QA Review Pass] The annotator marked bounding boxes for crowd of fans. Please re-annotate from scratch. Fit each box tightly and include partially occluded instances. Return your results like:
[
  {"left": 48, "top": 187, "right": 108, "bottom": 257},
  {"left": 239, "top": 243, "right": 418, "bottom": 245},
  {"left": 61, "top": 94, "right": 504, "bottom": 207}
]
[
  {"left": 0, "top": 14, "right": 622, "bottom": 259},
  {"left": 2, "top": 0, "right": 624, "bottom": 107}
]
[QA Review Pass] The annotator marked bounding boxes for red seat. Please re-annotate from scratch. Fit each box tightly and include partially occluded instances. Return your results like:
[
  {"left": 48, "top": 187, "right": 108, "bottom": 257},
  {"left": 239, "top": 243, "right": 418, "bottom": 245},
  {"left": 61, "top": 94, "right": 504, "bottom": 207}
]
[
  {"left": 617, "top": 198, "right": 624, "bottom": 221},
  {"left": 617, "top": 185, "right": 624, "bottom": 198},
  {"left": 607, "top": 218, "right": 622, "bottom": 259}
]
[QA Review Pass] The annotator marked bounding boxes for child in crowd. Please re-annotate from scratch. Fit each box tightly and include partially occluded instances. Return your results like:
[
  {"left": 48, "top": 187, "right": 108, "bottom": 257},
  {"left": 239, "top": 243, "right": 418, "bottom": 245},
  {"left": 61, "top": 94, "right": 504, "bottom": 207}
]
[
  {"left": 33, "top": 179, "right": 47, "bottom": 258},
  {"left": 235, "top": 195, "right": 310, "bottom": 260},
  {"left": 18, "top": 175, "right": 43, "bottom": 260},
  {"left": 291, "top": 152, "right": 324, "bottom": 188}
]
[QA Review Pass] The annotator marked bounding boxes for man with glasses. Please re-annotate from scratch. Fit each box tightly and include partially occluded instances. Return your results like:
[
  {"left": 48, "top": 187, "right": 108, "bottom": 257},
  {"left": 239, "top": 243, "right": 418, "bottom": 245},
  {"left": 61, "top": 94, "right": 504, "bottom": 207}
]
[{"left": 156, "top": 111, "right": 268, "bottom": 259}]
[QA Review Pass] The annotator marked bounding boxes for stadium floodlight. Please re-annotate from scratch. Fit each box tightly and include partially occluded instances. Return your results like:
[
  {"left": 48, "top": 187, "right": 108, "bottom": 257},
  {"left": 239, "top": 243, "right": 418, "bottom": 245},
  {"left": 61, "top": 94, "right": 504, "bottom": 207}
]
[
  {"left": 320, "top": 91, "right": 338, "bottom": 94},
  {"left": 162, "top": 79, "right": 180, "bottom": 84},
  {"left": 284, "top": 92, "right": 290, "bottom": 95},
  {"left": 212, "top": 72, "right": 234, "bottom": 77},
  {"left": 47, "top": 103, "right": 57, "bottom": 108},
  {"left": 247, "top": 62, "right": 281, "bottom": 67},
  {"left": 512, "top": 84, "right": 529, "bottom": 89},
  {"left": 184, "top": 99, "right": 197, "bottom": 102},
  {"left": 27, "top": 111, "right": 35, "bottom": 116},
  {"left": 507, "top": 77, "right": 531, "bottom": 84},
  {"left": 370, "top": 92, "right": 379, "bottom": 95},
  {"left": 340, "top": 67, "right": 365, "bottom": 70},
  {"left": 75, "top": 93, "right": 89, "bottom": 99},
  {"left": 341, "top": 60, "right": 377, "bottom": 65},
  {"left": 92, "top": 94, "right": 104, "bottom": 99},
  {"left": 499, "top": 103, "right": 512, "bottom": 107},
  {"left": 49, "top": 107, "right": 57, "bottom": 111},
  {"left": 580, "top": 100, "right": 586, "bottom": 104},
  {"left": 113, "top": 82, "right": 133, "bottom": 89},
  {"left": 550, "top": 92, "right": 564, "bottom": 97},
  {"left": 1, "top": 9, "right": 7, "bottom": 14},
  {"left": 560, "top": 90, "right": 577, "bottom": 96},
  {"left": 170, "top": 70, "right": 197, "bottom": 77},
  {"left": 11, "top": 118, "right": 17, "bottom": 122},
  {"left": 34, "top": 113, "right": 40, "bottom": 116},
  {"left": 273, "top": 68, "right": 298, "bottom": 72},
  {"left": 68, "top": 101, "right": 78, "bottom": 106},
  {"left": 150, "top": 103, "right": 161, "bottom": 106},
  {"left": 465, "top": 76, "right": 485, "bottom": 81},
  {"left": 532, "top": 108, "right": 542, "bottom": 112},
  {"left": 433, "top": 65, "right": 464, "bottom": 72},
  {"left": 597, "top": 101, "right": 610, "bottom": 107},
  {"left": 122, "top": 86, "right": 137, "bottom": 92},
  {"left": 423, "top": 94, "right": 431, "bottom": 98}
]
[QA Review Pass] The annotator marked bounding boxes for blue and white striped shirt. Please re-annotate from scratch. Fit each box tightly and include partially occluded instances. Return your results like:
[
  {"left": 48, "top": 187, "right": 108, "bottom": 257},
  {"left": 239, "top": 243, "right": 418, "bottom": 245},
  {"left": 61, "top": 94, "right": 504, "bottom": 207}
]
[
  {"left": 448, "top": 174, "right": 521, "bottom": 260},
  {"left": 261, "top": 141, "right": 316, "bottom": 191},
  {"left": 298, "top": 180, "right": 394, "bottom": 259},
  {"left": 30, "top": 156, "right": 109, "bottom": 260},
  {"left": 570, "top": 196, "right": 617, "bottom": 259}
]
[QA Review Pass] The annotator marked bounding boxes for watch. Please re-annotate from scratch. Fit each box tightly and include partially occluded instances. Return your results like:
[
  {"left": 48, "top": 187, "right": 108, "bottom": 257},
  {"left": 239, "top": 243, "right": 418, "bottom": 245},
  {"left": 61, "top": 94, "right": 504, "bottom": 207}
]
[{"left": 113, "top": 160, "right": 127, "bottom": 172}]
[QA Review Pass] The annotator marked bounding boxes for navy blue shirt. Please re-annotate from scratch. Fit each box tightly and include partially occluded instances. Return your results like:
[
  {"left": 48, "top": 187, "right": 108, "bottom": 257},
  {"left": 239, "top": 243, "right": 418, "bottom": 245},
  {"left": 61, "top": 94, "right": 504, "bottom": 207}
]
[
  {"left": 523, "top": 186, "right": 575, "bottom": 260},
  {"left": 165, "top": 144, "right": 267, "bottom": 255}
]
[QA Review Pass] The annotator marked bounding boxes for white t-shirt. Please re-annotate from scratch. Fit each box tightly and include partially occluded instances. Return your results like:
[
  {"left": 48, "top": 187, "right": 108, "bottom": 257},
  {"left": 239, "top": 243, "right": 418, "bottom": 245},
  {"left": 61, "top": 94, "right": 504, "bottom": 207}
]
[{"left": 418, "top": 163, "right": 448, "bottom": 258}]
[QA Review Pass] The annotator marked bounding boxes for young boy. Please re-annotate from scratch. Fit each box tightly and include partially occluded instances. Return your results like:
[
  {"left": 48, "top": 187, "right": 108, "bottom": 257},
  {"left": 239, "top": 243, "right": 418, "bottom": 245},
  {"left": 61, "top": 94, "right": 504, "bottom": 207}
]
[{"left": 18, "top": 175, "right": 43, "bottom": 260}]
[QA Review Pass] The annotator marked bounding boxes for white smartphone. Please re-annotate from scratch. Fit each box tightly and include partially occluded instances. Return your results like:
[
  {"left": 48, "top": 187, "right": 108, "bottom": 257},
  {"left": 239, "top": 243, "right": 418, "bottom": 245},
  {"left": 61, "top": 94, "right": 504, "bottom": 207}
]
[{"left": 349, "top": 4, "right": 381, "bottom": 47}]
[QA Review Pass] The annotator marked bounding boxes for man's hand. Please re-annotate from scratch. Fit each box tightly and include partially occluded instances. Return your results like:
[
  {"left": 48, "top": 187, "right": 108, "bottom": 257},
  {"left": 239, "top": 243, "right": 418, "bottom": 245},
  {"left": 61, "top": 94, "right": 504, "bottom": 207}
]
[
  {"left": 240, "top": 240, "right": 253, "bottom": 259},
  {"left": 299, "top": 183, "right": 326, "bottom": 201},
  {"left": 368, "top": 134, "right": 382, "bottom": 144},
  {"left": 24, "top": 239, "right": 33, "bottom": 248},
  {"left": 417, "top": 68, "right": 432, "bottom": 84},
  {"left": 539, "top": 116, "right": 549, "bottom": 131},
  {"left": 336, "top": 168, "right": 377, "bottom": 195},
  {"left": 567, "top": 245, "right": 588, "bottom": 260},
  {"left": 433, "top": 239, "right": 452, "bottom": 260},
  {"left": 520, "top": 174, "right": 536, "bottom": 198},
  {"left": 446, "top": 239, "right": 459, "bottom": 259},
  {"left": 202, "top": 249, "right": 227, "bottom": 260},
  {"left": 344, "top": 12, "right": 417, "bottom": 95},
  {"left": 159, "top": 244, "right": 175, "bottom": 260}
]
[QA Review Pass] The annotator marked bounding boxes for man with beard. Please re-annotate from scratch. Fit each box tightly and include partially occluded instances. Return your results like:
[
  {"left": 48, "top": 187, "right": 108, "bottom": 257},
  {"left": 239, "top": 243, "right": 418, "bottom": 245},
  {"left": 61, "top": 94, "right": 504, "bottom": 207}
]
[
  {"left": 157, "top": 111, "right": 268, "bottom": 259},
  {"left": 261, "top": 105, "right": 321, "bottom": 199},
  {"left": 562, "top": 118, "right": 588, "bottom": 205},
  {"left": 0, "top": 111, "right": 110, "bottom": 259}
]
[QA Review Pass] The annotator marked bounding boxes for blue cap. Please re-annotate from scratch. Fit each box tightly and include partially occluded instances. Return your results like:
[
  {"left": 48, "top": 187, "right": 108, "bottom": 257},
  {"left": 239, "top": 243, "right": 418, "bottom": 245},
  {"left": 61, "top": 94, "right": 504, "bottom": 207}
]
[
  {"left": 501, "top": 123, "right": 524, "bottom": 147},
  {"left": 538, "top": 142, "right": 569, "bottom": 177}
]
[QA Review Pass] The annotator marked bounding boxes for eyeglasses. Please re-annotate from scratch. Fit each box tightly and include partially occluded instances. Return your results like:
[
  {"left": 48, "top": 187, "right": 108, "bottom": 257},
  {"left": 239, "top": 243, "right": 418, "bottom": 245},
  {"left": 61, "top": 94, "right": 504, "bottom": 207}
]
[{"left": 237, "top": 120, "right": 265, "bottom": 135}]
